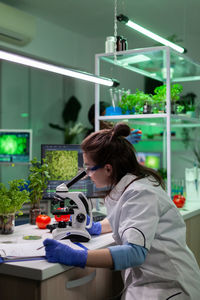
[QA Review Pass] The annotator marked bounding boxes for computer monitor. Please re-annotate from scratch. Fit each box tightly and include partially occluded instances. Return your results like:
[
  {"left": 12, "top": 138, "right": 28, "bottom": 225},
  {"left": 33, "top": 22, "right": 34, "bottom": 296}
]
[
  {"left": 0, "top": 129, "right": 32, "bottom": 163},
  {"left": 136, "top": 152, "right": 162, "bottom": 170},
  {"left": 41, "top": 144, "right": 95, "bottom": 199}
]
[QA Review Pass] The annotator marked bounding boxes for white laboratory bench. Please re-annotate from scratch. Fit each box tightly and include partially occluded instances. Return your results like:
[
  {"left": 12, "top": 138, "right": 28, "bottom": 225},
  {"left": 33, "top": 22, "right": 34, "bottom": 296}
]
[
  {"left": 0, "top": 204, "right": 200, "bottom": 300},
  {"left": 179, "top": 203, "right": 200, "bottom": 267},
  {"left": 0, "top": 223, "right": 122, "bottom": 300},
  {"left": 180, "top": 203, "right": 200, "bottom": 220}
]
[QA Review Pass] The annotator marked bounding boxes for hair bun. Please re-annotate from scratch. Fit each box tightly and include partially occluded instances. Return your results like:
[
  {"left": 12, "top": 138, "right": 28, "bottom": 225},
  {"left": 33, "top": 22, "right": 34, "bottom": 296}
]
[{"left": 112, "top": 122, "right": 130, "bottom": 138}]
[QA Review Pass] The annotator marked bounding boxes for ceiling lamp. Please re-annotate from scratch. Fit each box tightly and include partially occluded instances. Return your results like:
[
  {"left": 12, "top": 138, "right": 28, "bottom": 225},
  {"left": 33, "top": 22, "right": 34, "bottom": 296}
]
[
  {"left": 0, "top": 49, "right": 119, "bottom": 87},
  {"left": 117, "top": 14, "right": 186, "bottom": 54}
]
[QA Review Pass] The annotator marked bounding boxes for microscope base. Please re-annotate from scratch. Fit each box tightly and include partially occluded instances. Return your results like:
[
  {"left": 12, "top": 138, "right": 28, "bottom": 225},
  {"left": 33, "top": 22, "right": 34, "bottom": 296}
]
[{"left": 52, "top": 227, "right": 91, "bottom": 242}]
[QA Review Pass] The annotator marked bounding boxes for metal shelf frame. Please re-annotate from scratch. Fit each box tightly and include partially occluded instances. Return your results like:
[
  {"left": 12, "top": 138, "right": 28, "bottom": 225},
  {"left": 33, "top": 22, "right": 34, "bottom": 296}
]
[{"left": 95, "top": 46, "right": 200, "bottom": 198}]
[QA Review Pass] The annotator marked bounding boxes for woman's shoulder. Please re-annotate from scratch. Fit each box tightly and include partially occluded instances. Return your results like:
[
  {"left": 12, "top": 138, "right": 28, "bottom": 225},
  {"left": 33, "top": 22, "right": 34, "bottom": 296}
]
[
  {"left": 128, "top": 176, "right": 166, "bottom": 199},
  {"left": 124, "top": 176, "right": 171, "bottom": 210},
  {"left": 109, "top": 174, "right": 165, "bottom": 201}
]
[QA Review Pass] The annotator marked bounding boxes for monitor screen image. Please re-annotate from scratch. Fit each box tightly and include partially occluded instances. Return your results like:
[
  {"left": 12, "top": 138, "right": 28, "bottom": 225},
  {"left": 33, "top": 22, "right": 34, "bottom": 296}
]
[
  {"left": 45, "top": 149, "right": 79, "bottom": 181},
  {"left": 136, "top": 152, "right": 161, "bottom": 170},
  {"left": 41, "top": 144, "right": 95, "bottom": 199},
  {"left": 0, "top": 129, "right": 32, "bottom": 163}
]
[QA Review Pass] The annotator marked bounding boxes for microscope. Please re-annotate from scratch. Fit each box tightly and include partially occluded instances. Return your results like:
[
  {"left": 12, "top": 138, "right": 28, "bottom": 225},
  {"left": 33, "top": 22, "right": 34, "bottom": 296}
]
[{"left": 50, "top": 170, "right": 93, "bottom": 242}]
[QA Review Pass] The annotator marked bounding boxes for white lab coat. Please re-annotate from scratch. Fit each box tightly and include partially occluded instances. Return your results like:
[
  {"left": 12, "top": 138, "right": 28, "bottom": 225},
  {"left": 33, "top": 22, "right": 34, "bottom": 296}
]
[{"left": 105, "top": 174, "right": 200, "bottom": 300}]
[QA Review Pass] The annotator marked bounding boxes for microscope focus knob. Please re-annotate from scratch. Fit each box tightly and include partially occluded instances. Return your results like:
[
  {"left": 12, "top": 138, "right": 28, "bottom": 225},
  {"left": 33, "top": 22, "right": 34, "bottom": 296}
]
[
  {"left": 58, "top": 221, "right": 67, "bottom": 228},
  {"left": 76, "top": 213, "right": 86, "bottom": 223}
]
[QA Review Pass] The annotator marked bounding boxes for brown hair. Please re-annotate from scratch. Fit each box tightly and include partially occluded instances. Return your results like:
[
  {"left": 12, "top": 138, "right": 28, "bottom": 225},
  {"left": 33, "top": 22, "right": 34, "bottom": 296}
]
[{"left": 81, "top": 122, "right": 165, "bottom": 190}]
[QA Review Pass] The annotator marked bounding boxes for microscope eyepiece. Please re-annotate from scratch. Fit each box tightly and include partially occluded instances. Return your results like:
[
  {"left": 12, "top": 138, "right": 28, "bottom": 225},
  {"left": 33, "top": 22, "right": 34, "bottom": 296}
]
[{"left": 66, "top": 170, "right": 87, "bottom": 188}]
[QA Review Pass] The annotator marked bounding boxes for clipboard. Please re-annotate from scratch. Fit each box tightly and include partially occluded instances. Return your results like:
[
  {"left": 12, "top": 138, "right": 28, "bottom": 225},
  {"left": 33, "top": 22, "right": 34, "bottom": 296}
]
[
  {"left": 0, "top": 255, "right": 46, "bottom": 263},
  {"left": 0, "top": 239, "right": 88, "bottom": 264}
]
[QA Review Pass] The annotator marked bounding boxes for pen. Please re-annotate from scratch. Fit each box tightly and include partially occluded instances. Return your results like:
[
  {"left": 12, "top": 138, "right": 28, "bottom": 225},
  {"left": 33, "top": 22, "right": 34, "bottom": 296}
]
[
  {"left": 36, "top": 236, "right": 60, "bottom": 250},
  {"left": 36, "top": 245, "right": 45, "bottom": 250},
  {"left": 36, "top": 242, "right": 88, "bottom": 250},
  {"left": 36, "top": 235, "right": 61, "bottom": 250}
]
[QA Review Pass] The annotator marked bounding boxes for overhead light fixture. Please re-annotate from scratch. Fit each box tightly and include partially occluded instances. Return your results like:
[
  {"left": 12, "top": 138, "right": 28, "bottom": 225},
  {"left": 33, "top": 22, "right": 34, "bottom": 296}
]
[
  {"left": 117, "top": 54, "right": 151, "bottom": 65},
  {"left": 0, "top": 49, "right": 119, "bottom": 87},
  {"left": 117, "top": 14, "right": 186, "bottom": 54}
]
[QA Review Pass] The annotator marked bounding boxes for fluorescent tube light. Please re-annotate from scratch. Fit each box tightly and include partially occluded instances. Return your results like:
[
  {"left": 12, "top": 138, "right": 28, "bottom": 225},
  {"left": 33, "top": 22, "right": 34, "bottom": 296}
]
[
  {"left": 0, "top": 49, "right": 119, "bottom": 87},
  {"left": 117, "top": 54, "right": 151, "bottom": 65},
  {"left": 117, "top": 14, "right": 186, "bottom": 54}
]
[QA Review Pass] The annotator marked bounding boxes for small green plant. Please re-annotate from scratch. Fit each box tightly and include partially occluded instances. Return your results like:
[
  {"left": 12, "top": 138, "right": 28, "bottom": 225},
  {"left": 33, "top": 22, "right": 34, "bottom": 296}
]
[
  {"left": 185, "top": 103, "right": 195, "bottom": 112},
  {"left": 119, "top": 94, "right": 136, "bottom": 113},
  {"left": 153, "top": 84, "right": 183, "bottom": 103},
  {"left": 152, "top": 84, "right": 183, "bottom": 113},
  {"left": 119, "top": 89, "right": 152, "bottom": 114},
  {"left": 28, "top": 157, "right": 50, "bottom": 209},
  {"left": 171, "top": 84, "right": 183, "bottom": 101},
  {"left": 0, "top": 179, "right": 30, "bottom": 215},
  {"left": 176, "top": 105, "right": 184, "bottom": 113}
]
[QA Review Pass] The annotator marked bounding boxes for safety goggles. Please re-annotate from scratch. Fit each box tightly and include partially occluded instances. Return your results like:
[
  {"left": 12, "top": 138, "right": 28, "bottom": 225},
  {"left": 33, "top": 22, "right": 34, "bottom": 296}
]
[{"left": 83, "top": 163, "right": 102, "bottom": 173}]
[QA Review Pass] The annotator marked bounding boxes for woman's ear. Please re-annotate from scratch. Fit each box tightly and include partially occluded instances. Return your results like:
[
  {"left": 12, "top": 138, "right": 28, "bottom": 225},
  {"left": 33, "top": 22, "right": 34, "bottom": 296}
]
[{"left": 104, "top": 164, "right": 112, "bottom": 176}]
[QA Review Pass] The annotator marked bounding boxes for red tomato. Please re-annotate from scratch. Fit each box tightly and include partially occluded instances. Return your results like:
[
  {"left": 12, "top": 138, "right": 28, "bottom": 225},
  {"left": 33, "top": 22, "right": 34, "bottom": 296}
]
[
  {"left": 36, "top": 214, "right": 51, "bottom": 229},
  {"left": 173, "top": 194, "right": 186, "bottom": 208},
  {"left": 54, "top": 207, "right": 70, "bottom": 222}
]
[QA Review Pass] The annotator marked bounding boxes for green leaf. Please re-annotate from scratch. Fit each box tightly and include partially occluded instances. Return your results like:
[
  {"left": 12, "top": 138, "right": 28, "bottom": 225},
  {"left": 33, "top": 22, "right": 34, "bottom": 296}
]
[
  {"left": 28, "top": 157, "right": 50, "bottom": 206},
  {"left": 0, "top": 179, "right": 30, "bottom": 215}
]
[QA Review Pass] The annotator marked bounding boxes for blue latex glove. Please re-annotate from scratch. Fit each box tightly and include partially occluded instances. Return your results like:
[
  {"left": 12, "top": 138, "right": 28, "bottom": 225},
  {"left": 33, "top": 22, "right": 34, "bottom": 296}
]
[
  {"left": 86, "top": 215, "right": 102, "bottom": 236},
  {"left": 70, "top": 215, "right": 102, "bottom": 236},
  {"left": 43, "top": 238, "right": 88, "bottom": 268},
  {"left": 126, "top": 129, "right": 142, "bottom": 144}
]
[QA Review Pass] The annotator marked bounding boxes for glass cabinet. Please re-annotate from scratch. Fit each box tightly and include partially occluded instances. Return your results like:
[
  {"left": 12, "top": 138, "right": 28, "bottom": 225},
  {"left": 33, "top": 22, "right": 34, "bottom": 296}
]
[{"left": 95, "top": 46, "right": 200, "bottom": 198}]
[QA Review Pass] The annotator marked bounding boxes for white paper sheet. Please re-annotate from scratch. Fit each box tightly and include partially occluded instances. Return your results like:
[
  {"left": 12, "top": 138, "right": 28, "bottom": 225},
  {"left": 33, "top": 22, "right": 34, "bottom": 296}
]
[{"left": 0, "top": 239, "right": 85, "bottom": 259}]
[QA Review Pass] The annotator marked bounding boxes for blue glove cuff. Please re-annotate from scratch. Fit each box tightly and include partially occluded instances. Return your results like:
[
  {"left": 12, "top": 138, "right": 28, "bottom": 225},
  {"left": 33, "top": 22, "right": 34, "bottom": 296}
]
[{"left": 72, "top": 249, "right": 88, "bottom": 268}]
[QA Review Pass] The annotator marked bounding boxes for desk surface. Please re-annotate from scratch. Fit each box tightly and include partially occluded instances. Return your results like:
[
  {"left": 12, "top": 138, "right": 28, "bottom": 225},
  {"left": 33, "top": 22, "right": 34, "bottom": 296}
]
[
  {"left": 0, "top": 223, "right": 114, "bottom": 281},
  {"left": 179, "top": 203, "right": 200, "bottom": 220},
  {"left": 0, "top": 203, "right": 200, "bottom": 281}
]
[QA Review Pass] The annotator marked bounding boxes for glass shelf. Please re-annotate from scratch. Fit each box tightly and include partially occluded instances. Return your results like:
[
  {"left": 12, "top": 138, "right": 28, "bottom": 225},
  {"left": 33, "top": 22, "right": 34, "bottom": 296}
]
[
  {"left": 95, "top": 46, "right": 200, "bottom": 199},
  {"left": 99, "top": 114, "right": 200, "bottom": 127},
  {"left": 98, "top": 46, "right": 200, "bottom": 83}
]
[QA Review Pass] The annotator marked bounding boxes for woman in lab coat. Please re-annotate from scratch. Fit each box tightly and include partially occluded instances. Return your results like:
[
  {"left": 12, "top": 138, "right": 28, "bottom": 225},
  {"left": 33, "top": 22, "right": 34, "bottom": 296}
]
[{"left": 44, "top": 122, "right": 200, "bottom": 300}]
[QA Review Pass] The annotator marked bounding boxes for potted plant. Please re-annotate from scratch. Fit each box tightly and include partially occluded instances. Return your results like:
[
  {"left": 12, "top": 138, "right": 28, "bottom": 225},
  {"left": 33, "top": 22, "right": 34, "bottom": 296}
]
[
  {"left": 0, "top": 179, "right": 30, "bottom": 234},
  {"left": 119, "top": 89, "right": 152, "bottom": 114},
  {"left": 118, "top": 93, "right": 136, "bottom": 114},
  {"left": 28, "top": 157, "right": 50, "bottom": 224},
  {"left": 152, "top": 84, "right": 183, "bottom": 113},
  {"left": 152, "top": 85, "right": 166, "bottom": 113},
  {"left": 134, "top": 89, "right": 153, "bottom": 114}
]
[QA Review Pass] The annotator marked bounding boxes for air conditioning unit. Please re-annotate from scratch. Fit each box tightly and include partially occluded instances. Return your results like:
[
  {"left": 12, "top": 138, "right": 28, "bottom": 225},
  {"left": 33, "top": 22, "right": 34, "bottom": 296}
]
[{"left": 0, "top": 3, "right": 36, "bottom": 46}]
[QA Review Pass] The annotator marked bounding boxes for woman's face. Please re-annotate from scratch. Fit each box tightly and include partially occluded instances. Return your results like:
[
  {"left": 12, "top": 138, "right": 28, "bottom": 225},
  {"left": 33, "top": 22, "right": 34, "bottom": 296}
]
[{"left": 83, "top": 152, "right": 112, "bottom": 188}]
